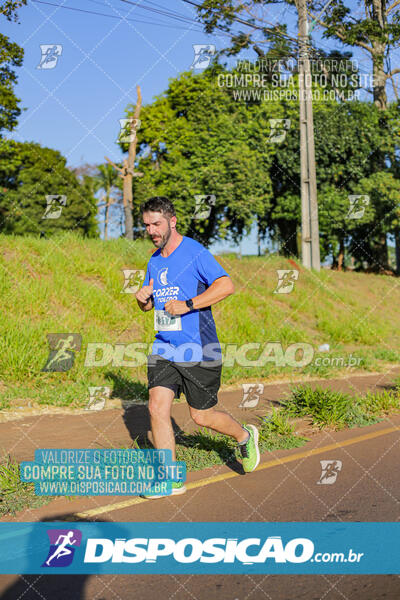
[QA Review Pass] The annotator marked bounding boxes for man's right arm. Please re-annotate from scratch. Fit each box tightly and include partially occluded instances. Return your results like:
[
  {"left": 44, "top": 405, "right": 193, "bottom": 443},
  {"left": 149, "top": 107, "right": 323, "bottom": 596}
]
[
  {"left": 137, "top": 296, "right": 154, "bottom": 312},
  {"left": 135, "top": 277, "right": 154, "bottom": 312}
]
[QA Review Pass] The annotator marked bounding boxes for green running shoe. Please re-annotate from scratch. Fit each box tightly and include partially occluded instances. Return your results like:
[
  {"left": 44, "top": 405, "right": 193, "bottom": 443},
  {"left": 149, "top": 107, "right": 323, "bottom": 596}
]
[
  {"left": 171, "top": 481, "right": 186, "bottom": 495},
  {"left": 142, "top": 481, "right": 187, "bottom": 500},
  {"left": 239, "top": 425, "right": 260, "bottom": 473}
]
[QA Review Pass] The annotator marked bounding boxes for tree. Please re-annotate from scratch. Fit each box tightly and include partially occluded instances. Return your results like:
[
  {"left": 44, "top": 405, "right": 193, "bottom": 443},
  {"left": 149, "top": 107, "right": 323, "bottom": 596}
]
[
  {"left": 308, "top": 0, "right": 400, "bottom": 110},
  {"left": 348, "top": 171, "right": 400, "bottom": 271},
  {"left": 269, "top": 99, "right": 399, "bottom": 269},
  {"left": 121, "top": 60, "right": 398, "bottom": 268},
  {"left": 0, "top": 0, "right": 26, "bottom": 134},
  {"left": 0, "top": 140, "right": 99, "bottom": 236},
  {"left": 190, "top": 0, "right": 400, "bottom": 110},
  {"left": 185, "top": 0, "right": 400, "bottom": 269},
  {"left": 1, "top": 1, "right": 26, "bottom": 20},
  {"left": 127, "top": 66, "right": 281, "bottom": 246},
  {"left": 124, "top": 64, "right": 399, "bottom": 265}
]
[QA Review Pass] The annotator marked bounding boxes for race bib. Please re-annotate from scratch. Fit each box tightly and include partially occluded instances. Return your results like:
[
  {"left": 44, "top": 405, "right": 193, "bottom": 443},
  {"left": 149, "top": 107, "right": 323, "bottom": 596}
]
[{"left": 154, "top": 310, "right": 182, "bottom": 331}]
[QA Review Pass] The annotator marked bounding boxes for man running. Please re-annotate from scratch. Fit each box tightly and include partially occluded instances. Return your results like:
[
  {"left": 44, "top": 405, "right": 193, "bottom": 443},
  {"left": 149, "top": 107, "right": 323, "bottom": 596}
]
[{"left": 136, "top": 196, "right": 260, "bottom": 497}]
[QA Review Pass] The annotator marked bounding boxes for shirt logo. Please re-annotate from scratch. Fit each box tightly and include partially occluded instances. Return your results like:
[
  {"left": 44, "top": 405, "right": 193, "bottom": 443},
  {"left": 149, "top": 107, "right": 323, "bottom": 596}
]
[{"left": 158, "top": 267, "right": 168, "bottom": 286}]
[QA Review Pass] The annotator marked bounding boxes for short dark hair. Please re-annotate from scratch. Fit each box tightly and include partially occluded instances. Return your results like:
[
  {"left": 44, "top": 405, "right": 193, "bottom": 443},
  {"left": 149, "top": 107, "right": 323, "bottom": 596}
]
[{"left": 140, "top": 196, "right": 175, "bottom": 219}]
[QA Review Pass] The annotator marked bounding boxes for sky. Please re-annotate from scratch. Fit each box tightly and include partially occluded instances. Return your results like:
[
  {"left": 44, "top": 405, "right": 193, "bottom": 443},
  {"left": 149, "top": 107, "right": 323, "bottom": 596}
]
[{"left": 2, "top": 0, "right": 397, "bottom": 252}]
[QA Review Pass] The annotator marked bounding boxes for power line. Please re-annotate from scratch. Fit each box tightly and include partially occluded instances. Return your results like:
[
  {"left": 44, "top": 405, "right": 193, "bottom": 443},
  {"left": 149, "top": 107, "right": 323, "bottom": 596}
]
[
  {"left": 121, "top": 0, "right": 303, "bottom": 49},
  {"left": 31, "top": 0, "right": 380, "bottom": 81},
  {"left": 118, "top": 0, "right": 205, "bottom": 27},
  {"left": 120, "top": 0, "right": 201, "bottom": 23},
  {"left": 31, "top": 0, "right": 207, "bottom": 31},
  {"left": 179, "top": 0, "right": 303, "bottom": 47},
  {"left": 178, "top": 0, "right": 382, "bottom": 79},
  {"left": 30, "top": 0, "right": 306, "bottom": 55}
]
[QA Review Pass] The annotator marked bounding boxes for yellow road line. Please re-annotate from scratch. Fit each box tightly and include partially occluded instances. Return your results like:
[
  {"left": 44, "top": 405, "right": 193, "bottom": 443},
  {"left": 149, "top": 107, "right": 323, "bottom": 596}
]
[{"left": 68, "top": 425, "right": 399, "bottom": 521}]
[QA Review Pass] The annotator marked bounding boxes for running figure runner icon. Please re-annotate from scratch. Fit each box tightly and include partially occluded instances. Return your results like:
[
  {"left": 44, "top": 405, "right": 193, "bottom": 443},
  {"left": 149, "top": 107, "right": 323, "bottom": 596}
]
[{"left": 46, "top": 531, "right": 77, "bottom": 566}]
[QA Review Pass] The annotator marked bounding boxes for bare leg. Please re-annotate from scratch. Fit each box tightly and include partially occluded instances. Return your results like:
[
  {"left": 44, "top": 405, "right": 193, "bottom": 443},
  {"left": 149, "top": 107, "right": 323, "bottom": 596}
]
[
  {"left": 189, "top": 406, "right": 248, "bottom": 443},
  {"left": 148, "top": 386, "right": 176, "bottom": 460}
]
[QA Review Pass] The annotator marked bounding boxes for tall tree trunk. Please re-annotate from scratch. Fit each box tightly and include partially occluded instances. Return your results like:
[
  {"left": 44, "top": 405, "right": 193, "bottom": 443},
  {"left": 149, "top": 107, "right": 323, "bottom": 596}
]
[
  {"left": 309, "top": 0, "right": 392, "bottom": 111},
  {"left": 122, "top": 159, "right": 134, "bottom": 240},
  {"left": 104, "top": 200, "right": 110, "bottom": 241},
  {"left": 395, "top": 229, "right": 400, "bottom": 275},
  {"left": 278, "top": 220, "right": 298, "bottom": 257},
  {"left": 105, "top": 87, "right": 142, "bottom": 241},
  {"left": 124, "top": 86, "right": 142, "bottom": 240},
  {"left": 371, "top": 0, "right": 388, "bottom": 110},
  {"left": 372, "top": 45, "right": 388, "bottom": 110},
  {"left": 375, "top": 234, "right": 388, "bottom": 270},
  {"left": 337, "top": 237, "right": 345, "bottom": 271}
]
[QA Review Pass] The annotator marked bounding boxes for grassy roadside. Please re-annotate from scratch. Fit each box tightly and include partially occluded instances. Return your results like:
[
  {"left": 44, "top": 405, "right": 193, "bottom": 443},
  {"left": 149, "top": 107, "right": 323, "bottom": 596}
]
[
  {"left": 0, "top": 454, "right": 53, "bottom": 517},
  {"left": 173, "top": 377, "right": 400, "bottom": 468},
  {"left": 1, "top": 381, "right": 399, "bottom": 517},
  {"left": 1, "top": 232, "right": 400, "bottom": 409},
  {"left": 282, "top": 384, "right": 400, "bottom": 429}
]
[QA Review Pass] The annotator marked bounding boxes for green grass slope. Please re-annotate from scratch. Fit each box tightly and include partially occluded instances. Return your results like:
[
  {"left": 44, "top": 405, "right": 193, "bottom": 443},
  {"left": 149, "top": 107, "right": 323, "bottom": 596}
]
[{"left": 1, "top": 232, "right": 400, "bottom": 409}]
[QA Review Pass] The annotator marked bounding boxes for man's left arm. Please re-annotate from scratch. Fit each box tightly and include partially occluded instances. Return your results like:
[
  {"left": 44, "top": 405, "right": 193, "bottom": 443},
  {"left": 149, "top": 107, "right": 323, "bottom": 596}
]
[
  {"left": 192, "top": 275, "right": 234, "bottom": 309},
  {"left": 164, "top": 276, "right": 234, "bottom": 316}
]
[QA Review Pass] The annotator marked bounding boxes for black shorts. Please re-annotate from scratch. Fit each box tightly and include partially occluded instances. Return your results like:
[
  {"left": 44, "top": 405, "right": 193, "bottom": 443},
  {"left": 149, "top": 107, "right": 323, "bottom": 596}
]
[{"left": 147, "top": 355, "right": 222, "bottom": 410}]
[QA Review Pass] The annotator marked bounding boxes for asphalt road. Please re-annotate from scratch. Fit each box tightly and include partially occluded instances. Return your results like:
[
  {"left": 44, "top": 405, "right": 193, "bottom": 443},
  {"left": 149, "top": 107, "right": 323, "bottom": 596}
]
[{"left": 1, "top": 416, "right": 399, "bottom": 599}]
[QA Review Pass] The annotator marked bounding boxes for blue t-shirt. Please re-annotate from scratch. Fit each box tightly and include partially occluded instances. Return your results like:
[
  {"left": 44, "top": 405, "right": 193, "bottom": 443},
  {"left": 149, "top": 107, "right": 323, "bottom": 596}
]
[{"left": 142, "top": 236, "right": 229, "bottom": 363}]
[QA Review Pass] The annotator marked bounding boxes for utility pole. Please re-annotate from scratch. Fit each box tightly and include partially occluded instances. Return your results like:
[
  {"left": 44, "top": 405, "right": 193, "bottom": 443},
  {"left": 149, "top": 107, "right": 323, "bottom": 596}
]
[
  {"left": 296, "top": 0, "right": 321, "bottom": 271},
  {"left": 106, "top": 85, "right": 143, "bottom": 240}
]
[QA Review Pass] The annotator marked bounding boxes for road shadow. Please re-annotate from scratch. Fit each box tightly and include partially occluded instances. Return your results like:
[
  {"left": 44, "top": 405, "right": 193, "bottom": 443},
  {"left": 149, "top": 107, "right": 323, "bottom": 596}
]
[
  {"left": 105, "top": 372, "right": 244, "bottom": 474},
  {"left": 174, "top": 430, "right": 244, "bottom": 475},
  {"left": 105, "top": 372, "right": 148, "bottom": 405},
  {"left": 0, "top": 515, "right": 122, "bottom": 600},
  {"left": 105, "top": 371, "right": 183, "bottom": 446},
  {"left": 375, "top": 381, "right": 399, "bottom": 392}
]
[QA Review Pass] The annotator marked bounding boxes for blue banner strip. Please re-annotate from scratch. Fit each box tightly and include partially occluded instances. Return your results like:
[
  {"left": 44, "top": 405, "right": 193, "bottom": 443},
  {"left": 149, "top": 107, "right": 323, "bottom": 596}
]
[{"left": 0, "top": 522, "right": 398, "bottom": 574}]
